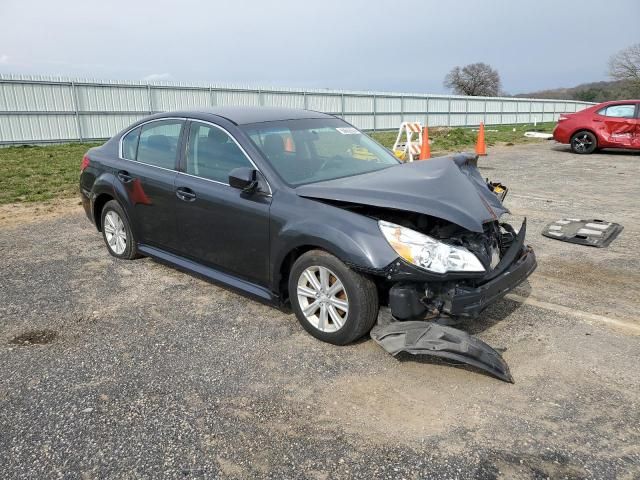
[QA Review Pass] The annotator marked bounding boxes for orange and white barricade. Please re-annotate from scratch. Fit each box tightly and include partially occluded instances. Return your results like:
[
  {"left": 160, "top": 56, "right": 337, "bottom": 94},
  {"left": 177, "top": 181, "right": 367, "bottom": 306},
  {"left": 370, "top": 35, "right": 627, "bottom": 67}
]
[{"left": 391, "top": 122, "right": 423, "bottom": 162}]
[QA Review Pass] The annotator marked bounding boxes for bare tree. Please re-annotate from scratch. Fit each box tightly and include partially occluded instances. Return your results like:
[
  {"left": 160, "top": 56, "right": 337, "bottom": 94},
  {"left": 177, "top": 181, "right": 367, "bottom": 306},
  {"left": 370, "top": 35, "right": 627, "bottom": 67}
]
[
  {"left": 444, "top": 63, "right": 502, "bottom": 96},
  {"left": 609, "top": 43, "right": 640, "bottom": 87}
]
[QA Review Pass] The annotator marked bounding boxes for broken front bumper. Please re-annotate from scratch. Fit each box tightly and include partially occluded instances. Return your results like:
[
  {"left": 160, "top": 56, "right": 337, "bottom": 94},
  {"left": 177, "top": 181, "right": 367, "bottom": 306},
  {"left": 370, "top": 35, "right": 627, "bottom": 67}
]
[
  {"left": 371, "top": 225, "right": 536, "bottom": 383},
  {"left": 384, "top": 220, "right": 537, "bottom": 321},
  {"left": 448, "top": 246, "right": 536, "bottom": 318}
]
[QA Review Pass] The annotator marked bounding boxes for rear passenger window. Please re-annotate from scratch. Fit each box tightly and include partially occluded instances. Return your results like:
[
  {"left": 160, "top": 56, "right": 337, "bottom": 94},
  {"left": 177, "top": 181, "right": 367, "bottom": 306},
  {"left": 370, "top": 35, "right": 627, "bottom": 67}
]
[
  {"left": 597, "top": 104, "right": 636, "bottom": 118},
  {"left": 186, "top": 122, "right": 252, "bottom": 183},
  {"left": 136, "top": 120, "right": 183, "bottom": 169},
  {"left": 121, "top": 126, "right": 140, "bottom": 160}
]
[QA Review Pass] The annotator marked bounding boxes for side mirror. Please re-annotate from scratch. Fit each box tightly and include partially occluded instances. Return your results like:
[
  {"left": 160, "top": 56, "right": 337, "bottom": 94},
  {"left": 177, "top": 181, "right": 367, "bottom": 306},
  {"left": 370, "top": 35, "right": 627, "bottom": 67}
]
[{"left": 229, "top": 167, "right": 258, "bottom": 193}]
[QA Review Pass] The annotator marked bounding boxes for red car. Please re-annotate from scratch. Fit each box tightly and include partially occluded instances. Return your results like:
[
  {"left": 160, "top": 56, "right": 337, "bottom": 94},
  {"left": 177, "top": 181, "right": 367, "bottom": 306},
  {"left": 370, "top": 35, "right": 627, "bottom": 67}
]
[{"left": 553, "top": 100, "right": 640, "bottom": 154}]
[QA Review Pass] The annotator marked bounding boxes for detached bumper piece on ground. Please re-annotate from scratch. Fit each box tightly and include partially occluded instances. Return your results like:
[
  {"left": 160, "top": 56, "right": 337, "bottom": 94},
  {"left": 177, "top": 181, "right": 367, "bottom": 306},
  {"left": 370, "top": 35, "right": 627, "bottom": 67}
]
[
  {"left": 370, "top": 316, "right": 513, "bottom": 383},
  {"left": 542, "top": 218, "right": 623, "bottom": 248}
]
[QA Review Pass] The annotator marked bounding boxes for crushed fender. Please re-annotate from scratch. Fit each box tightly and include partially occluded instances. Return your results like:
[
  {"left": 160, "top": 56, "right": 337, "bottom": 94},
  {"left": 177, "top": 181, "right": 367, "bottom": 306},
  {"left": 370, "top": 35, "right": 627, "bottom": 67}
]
[{"left": 370, "top": 318, "right": 514, "bottom": 383}]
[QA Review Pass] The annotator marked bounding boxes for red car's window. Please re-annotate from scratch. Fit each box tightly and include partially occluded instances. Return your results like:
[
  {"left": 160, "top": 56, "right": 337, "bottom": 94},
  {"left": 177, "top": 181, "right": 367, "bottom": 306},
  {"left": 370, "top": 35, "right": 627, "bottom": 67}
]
[{"left": 596, "top": 104, "right": 636, "bottom": 119}]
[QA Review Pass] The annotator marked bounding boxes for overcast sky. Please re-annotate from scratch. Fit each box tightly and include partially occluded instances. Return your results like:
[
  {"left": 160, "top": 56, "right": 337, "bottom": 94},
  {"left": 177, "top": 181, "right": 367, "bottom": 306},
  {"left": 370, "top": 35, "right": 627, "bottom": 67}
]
[{"left": 1, "top": 0, "right": 638, "bottom": 94}]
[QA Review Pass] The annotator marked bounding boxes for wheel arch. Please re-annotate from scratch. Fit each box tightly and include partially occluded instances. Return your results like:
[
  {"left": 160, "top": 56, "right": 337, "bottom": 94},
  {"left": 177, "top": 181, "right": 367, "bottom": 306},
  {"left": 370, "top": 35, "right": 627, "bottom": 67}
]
[
  {"left": 571, "top": 128, "right": 598, "bottom": 143},
  {"left": 91, "top": 172, "right": 135, "bottom": 233},
  {"left": 271, "top": 217, "right": 397, "bottom": 302},
  {"left": 274, "top": 244, "right": 337, "bottom": 303},
  {"left": 93, "top": 193, "right": 114, "bottom": 231}
]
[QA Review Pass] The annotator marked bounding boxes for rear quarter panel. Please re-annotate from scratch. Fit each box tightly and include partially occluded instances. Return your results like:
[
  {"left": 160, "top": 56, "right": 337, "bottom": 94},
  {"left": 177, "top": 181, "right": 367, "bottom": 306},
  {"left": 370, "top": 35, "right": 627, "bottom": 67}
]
[{"left": 81, "top": 142, "right": 138, "bottom": 234}]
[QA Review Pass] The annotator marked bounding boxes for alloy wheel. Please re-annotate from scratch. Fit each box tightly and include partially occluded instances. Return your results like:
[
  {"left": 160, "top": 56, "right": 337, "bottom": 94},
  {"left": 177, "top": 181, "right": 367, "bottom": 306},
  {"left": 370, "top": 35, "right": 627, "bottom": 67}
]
[
  {"left": 572, "top": 133, "right": 593, "bottom": 153},
  {"left": 296, "top": 266, "right": 349, "bottom": 333},
  {"left": 103, "top": 210, "right": 127, "bottom": 255}
]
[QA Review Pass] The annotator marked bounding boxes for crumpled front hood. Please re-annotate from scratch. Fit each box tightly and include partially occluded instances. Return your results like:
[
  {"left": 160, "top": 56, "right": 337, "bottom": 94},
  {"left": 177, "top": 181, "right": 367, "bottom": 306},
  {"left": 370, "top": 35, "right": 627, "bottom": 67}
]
[{"left": 296, "top": 153, "right": 508, "bottom": 233}]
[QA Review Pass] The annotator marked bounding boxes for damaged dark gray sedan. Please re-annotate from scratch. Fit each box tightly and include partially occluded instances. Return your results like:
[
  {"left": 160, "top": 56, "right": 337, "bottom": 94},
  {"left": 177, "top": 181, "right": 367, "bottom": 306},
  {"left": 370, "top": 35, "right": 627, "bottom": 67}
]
[{"left": 80, "top": 107, "right": 536, "bottom": 382}]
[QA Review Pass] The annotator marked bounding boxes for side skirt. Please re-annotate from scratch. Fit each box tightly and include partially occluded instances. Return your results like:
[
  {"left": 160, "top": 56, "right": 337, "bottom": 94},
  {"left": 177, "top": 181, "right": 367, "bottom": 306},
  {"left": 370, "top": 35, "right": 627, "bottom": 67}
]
[{"left": 138, "top": 244, "right": 276, "bottom": 303}]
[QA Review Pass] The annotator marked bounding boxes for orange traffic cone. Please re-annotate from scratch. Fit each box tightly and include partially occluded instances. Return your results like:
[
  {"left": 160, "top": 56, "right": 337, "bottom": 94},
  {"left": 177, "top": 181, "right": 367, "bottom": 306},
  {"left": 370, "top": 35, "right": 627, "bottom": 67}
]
[
  {"left": 284, "top": 136, "right": 295, "bottom": 153},
  {"left": 419, "top": 126, "right": 431, "bottom": 160},
  {"left": 475, "top": 122, "right": 487, "bottom": 156}
]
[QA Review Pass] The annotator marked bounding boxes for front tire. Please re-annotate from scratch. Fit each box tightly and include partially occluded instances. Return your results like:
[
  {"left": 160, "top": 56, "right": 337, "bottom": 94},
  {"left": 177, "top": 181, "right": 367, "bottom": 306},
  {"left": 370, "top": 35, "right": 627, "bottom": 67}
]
[
  {"left": 289, "top": 250, "right": 379, "bottom": 345},
  {"left": 570, "top": 130, "right": 597, "bottom": 154},
  {"left": 100, "top": 200, "right": 139, "bottom": 260}
]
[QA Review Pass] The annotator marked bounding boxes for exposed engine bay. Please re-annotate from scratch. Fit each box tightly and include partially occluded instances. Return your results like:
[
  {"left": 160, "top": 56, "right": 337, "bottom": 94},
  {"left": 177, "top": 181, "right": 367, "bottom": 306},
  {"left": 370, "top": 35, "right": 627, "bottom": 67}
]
[{"left": 326, "top": 200, "right": 527, "bottom": 320}]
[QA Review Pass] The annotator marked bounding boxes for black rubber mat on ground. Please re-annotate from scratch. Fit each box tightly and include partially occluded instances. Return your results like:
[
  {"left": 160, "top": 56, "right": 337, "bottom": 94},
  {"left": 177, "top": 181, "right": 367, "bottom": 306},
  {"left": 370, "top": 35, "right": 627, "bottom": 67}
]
[{"left": 542, "top": 218, "right": 623, "bottom": 248}]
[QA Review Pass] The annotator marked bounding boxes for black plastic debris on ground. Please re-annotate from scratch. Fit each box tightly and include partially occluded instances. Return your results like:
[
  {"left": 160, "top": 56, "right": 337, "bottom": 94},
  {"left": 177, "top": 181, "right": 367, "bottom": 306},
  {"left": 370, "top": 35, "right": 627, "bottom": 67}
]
[
  {"left": 542, "top": 218, "right": 623, "bottom": 248},
  {"left": 370, "top": 314, "right": 513, "bottom": 383}
]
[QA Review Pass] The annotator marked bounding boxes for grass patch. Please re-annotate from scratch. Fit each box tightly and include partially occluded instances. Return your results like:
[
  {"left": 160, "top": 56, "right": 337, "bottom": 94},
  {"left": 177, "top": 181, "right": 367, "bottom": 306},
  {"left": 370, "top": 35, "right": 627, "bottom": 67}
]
[
  {"left": 0, "top": 142, "right": 101, "bottom": 204},
  {"left": 371, "top": 122, "right": 555, "bottom": 155}
]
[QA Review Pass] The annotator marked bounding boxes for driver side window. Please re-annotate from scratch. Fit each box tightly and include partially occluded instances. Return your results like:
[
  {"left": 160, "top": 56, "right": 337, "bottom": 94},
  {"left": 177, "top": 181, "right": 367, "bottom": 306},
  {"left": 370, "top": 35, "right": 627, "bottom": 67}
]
[{"left": 186, "top": 122, "right": 252, "bottom": 183}]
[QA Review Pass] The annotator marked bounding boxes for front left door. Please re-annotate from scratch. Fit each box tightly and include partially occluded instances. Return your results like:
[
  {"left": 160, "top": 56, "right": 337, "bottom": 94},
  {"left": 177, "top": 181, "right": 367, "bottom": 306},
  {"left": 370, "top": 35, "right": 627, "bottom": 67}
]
[{"left": 173, "top": 120, "right": 271, "bottom": 286}]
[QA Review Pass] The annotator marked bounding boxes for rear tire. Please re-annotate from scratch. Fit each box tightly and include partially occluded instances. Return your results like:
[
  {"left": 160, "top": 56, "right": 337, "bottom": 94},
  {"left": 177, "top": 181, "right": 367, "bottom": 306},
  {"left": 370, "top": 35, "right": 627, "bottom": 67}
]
[
  {"left": 100, "top": 200, "right": 140, "bottom": 260},
  {"left": 570, "top": 130, "right": 597, "bottom": 154},
  {"left": 289, "top": 250, "right": 379, "bottom": 345}
]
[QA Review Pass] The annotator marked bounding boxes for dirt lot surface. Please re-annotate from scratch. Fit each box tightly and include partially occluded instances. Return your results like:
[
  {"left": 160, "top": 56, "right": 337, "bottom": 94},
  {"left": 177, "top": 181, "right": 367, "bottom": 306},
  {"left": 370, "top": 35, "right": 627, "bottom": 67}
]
[{"left": 1, "top": 143, "right": 639, "bottom": 479}]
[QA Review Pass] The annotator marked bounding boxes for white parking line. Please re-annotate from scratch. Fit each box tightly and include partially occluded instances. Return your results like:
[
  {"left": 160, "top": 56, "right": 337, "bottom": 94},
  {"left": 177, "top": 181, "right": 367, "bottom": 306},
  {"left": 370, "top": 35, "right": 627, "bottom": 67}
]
[{"left": 505, "top": 293, "right": 640, "bottom": 335}]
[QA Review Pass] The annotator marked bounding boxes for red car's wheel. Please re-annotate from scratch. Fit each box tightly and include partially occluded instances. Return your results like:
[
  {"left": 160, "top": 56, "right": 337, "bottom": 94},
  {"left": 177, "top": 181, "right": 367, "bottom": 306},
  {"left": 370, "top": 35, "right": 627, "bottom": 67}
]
[{"left": 570, "top": 130, "right": 597, "bottom": 154}]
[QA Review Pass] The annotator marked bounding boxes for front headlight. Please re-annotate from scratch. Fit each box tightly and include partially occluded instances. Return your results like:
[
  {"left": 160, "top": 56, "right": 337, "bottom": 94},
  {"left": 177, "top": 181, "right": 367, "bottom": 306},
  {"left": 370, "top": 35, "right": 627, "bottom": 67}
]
[{"left": 378, "top": 220, "right": 485, "bottom": 273}]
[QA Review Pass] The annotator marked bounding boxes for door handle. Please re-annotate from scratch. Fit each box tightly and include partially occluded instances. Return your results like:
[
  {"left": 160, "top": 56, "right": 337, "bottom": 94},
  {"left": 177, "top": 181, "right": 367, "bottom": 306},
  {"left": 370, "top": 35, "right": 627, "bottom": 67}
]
[
  {"left": 176, "top": 187, "right": 196, "bottom": 202},
  {"left": 117, "top": 170, "right": 134, "bottom": 183},
  {"left": 592, "top": 119, "right": 603, "bottom": 123}
]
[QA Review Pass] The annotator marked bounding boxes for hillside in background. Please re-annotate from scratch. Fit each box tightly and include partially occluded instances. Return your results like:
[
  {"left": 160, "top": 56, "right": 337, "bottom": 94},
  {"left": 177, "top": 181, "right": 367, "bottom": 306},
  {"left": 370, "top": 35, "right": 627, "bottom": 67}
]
[{"left": 516, "top": 80, "right": 640, "bottom": 102}]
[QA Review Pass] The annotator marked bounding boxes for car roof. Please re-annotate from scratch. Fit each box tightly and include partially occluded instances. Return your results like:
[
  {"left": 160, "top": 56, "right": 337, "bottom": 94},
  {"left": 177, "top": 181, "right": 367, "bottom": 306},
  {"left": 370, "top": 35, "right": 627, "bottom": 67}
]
[{"left": 168, "top": 106, "right": 335, "bottom": 125}]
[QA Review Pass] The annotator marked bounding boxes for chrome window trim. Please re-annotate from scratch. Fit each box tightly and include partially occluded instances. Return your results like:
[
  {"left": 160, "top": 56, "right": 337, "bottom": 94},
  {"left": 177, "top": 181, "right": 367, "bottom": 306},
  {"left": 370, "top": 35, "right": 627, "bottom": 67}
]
[
  {"left": 118, "top": 116, "right": 187, "bottom": 161},
  {"left": 117, "top": 116, "right": 272, "bottom": 196},
  {"left": 176, "top": 170, "right": 231, "bottom": 187}
]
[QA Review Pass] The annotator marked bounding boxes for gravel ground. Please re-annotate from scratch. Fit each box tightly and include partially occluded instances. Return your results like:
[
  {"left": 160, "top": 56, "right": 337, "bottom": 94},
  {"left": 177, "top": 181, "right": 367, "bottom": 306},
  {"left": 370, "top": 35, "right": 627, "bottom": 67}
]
[{"left": 1, "top": 142, "right": 639, "bottom": 479}]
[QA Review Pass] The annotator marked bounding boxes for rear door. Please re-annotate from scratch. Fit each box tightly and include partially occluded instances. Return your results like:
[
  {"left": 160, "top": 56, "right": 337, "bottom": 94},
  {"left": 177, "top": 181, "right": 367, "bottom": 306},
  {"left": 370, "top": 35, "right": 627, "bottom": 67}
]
[
  {"left": 117, "top": 118, "right": 185, "bottom": 250},
  {"left": 173, "top": 120, "right": 271, "bottom": 286},
  {"left": 593, "top": 103, "right": 637, "bottom": 147}
]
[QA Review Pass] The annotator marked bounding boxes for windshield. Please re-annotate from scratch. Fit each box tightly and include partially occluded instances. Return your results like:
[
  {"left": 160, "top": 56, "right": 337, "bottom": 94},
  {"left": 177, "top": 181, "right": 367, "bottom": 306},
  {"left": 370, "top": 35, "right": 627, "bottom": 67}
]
[{"left": 241, "top": 118, "right": 399, "bottom": 186}]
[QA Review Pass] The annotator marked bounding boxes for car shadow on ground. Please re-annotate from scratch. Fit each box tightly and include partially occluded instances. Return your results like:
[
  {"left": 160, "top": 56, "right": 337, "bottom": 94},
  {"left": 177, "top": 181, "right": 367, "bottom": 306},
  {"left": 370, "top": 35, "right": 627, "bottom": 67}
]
[
  {"left": 466, "top": 281, "right": 533, "bottom": 335},
  {"left": 551, "top": 144, "right": 640, "bottom": 156},
  {"left": 595, "top": 148, "right": 640, "bottom": 156}
]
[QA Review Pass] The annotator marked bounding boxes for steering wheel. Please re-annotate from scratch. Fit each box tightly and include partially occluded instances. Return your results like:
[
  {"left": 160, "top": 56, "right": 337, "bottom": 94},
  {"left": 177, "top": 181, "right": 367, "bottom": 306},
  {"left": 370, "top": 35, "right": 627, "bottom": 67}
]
[{"left": 317, "top": 155, "right": 343, "bottom": 172}]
